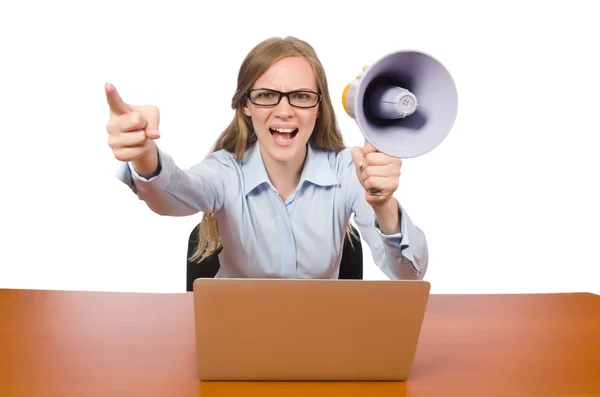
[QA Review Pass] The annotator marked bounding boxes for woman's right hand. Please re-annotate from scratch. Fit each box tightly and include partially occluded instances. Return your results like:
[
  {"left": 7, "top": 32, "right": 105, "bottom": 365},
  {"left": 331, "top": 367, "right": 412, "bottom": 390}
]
[{"left": 104, "top": 83, "right": 161, "bottom": 175}]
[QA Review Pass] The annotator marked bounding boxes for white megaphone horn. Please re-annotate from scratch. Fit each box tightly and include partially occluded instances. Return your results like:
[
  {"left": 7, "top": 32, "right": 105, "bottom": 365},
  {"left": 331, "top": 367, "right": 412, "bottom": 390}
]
[{"left": 342, "top": 50, "right": 458, "bottom": 160}]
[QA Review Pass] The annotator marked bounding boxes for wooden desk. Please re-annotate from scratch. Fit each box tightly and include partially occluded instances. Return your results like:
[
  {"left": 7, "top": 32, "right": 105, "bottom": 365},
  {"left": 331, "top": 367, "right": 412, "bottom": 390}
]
[{"left": 1, "top": 289, "right": 598, "bottom": 396}]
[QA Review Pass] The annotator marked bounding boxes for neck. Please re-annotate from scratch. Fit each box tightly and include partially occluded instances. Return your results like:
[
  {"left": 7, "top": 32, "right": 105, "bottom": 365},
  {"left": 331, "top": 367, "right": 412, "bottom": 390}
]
[{"left": 260, "top": 144, "right": 307, "bottom": 201}]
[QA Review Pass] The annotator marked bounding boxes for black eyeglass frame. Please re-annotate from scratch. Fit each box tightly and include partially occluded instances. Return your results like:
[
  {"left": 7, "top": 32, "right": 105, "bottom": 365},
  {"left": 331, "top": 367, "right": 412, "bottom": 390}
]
[{"left": 245, "top": 88, "right": 322, "bottom": 108}]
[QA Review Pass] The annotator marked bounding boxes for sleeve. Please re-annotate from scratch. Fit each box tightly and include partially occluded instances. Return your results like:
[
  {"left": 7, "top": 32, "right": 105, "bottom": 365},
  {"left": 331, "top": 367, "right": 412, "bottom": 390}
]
[
  {"left": 348, "top": 161, "right": 429, "bottom": 280},
  {"left": 115, "top": 146, "right": 233, "bottom": 216}
]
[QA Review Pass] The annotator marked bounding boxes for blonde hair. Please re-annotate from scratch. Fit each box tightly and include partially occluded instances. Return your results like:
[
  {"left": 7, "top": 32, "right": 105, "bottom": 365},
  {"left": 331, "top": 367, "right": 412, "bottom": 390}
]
[{"left": 190, "top": 36, "right": 356, "bottom": 263}]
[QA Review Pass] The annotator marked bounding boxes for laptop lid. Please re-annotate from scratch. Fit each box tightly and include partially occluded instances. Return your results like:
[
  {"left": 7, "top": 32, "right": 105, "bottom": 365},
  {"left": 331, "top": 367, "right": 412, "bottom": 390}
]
[{"left": 192, "top": 278, "right": 430, "bottom": 381}]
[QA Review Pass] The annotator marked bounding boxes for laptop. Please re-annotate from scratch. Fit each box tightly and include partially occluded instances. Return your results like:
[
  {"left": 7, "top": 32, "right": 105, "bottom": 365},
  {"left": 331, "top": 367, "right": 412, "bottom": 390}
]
[{"left": 192, "top": 278, "right": 431, "bottom": 381}]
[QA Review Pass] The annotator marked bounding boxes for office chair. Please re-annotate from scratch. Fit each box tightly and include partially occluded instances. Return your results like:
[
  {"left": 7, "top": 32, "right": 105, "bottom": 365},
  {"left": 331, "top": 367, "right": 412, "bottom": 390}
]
[{"left": 186, "top": 223, "right": 363, "bottom": 291}]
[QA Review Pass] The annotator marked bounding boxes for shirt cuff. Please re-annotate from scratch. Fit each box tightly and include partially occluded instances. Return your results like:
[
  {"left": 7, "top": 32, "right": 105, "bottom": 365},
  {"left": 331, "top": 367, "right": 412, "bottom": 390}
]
[
  {"left": 373, "top": 199, "right": 414, "bottom": 257},
  {"left": 114, "top": 147, "right": 170, "bottom": 194}
]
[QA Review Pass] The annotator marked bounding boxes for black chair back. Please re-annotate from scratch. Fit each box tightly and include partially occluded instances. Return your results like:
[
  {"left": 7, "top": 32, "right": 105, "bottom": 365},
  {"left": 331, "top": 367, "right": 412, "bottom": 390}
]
[{"left": 186, "top": 224, "right": 363, "bottom": 291}]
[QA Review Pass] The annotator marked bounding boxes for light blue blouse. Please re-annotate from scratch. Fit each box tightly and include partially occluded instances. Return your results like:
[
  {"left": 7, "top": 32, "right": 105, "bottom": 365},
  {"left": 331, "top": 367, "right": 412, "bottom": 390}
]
[{"left": 116, "top": 142, "right": 428, "bottom": 280}]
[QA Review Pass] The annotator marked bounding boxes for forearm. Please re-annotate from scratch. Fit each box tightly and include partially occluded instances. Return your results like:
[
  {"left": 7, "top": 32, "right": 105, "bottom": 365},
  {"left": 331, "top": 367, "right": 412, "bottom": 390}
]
[
  {"left": 376, "top": 221, "right": 428, "bottom": 280},
  {"left": 116, "top": 147, "right": 228, "bottom": 216},
  {"left": 359, "top": 199, "right": 428, "bottom": 280},
  {"left": 132, "top": 142, "right": 159, "bottom": 179},
  {"left": 373, "top": 198, "right": 402, "bottom": 235}
]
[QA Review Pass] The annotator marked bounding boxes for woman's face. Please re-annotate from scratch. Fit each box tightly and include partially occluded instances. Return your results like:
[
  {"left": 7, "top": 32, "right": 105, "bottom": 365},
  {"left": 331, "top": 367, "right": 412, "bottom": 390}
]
[{"left": 243, "top": 56, "right": 320, "bottom": 165}]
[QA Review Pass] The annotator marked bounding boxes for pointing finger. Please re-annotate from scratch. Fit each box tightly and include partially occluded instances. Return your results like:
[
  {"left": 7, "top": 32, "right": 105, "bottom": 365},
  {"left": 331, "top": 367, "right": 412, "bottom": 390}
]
[{"left": 105, "top": 83, "right": 131, "bottom": 116}]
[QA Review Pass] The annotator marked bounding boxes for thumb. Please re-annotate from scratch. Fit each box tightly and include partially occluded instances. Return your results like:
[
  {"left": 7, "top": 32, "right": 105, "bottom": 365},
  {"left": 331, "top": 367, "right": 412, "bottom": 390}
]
[
  {"left": 362, "top": 141, "right": 378, "bottom": 156},
  {"left": 351, "top": 146, "right": 365, "bottom": 171},
  {"left": 145, "top": 122, "right": 161, "bottom": 140},
  {"left": 139, "top": 105, "right": 161, "bottom": 140}
]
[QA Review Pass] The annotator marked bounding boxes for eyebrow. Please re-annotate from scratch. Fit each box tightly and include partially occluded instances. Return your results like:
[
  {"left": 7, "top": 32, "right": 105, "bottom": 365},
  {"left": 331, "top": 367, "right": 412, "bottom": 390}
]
[{"left": 255, "top": 87, "right": 318, "bottom": 92}]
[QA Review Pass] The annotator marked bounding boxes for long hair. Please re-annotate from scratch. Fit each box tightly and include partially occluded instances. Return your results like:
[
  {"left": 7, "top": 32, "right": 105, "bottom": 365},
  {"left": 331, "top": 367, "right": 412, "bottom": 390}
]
[{"left": 190, "top": 36, "right": 355, "bottom": 263}]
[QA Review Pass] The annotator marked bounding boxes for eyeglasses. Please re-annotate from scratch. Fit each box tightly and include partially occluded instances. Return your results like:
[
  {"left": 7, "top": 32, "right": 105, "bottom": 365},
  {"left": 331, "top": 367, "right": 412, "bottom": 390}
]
[{"left": 246, "top": 88, "right": 322, "bottom": 108}]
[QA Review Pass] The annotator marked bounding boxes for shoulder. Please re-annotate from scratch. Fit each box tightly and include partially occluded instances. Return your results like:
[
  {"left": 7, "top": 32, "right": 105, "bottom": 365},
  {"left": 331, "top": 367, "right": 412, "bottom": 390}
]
[
  {"left": 316, "top": 146, "right": 362, "bottom": 209},
  {"left": 194, "top": 148, "right": 240, "bottom": 172},
  {"left": 322, "top": 146, "right": 356, "bottom": 177},
  {"left": 308, "top": 144, "right": 358, "bottom": 189},
  {"left": 205, "top": 148, "right": 237, "bottom": 165},
  {"left": 187, "top": 148, "right": 242, "bottom": 185}
]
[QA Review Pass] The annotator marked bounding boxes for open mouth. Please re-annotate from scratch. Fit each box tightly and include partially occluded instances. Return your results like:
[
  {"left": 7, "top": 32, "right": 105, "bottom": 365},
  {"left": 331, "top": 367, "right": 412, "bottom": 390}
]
[{"left": 269, "top": 127, "right": 299, "bottom": 144}]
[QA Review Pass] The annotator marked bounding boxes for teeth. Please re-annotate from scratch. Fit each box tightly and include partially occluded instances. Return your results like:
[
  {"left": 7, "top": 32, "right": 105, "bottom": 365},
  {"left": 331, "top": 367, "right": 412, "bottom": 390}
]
[
  {"left": 272, "top": 128, "right": 296, "bottom": 133},
  {"left": 275, "top": 135, "right": 291, "bottom": 142}
]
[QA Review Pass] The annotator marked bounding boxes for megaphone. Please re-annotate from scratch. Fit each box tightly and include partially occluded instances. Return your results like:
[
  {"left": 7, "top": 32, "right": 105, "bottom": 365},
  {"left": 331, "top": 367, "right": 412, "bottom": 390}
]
[{"left": 342, "top": 50, "right": 458, "bottom": 159}]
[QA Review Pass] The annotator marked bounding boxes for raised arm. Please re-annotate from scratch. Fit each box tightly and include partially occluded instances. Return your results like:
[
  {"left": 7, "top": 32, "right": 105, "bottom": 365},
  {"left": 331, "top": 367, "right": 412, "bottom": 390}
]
[
  {"left": 349, "top": 144, "right": 429, "bottom": 280},
  {"left": 105, "top": 83, "right": 232, "bottom": 216}
]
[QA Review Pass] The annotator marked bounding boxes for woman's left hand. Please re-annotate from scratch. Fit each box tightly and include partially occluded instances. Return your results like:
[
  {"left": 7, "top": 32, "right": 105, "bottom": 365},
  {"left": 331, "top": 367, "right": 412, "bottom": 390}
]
[{"left": 351, "top": 142, "right": 402, "bottom": 208}]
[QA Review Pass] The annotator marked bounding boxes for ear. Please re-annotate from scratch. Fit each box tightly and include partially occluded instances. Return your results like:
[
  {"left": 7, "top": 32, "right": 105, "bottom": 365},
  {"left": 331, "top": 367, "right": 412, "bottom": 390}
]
[{"left": 243, "top": 98, "right": 252, "bottom": 117}]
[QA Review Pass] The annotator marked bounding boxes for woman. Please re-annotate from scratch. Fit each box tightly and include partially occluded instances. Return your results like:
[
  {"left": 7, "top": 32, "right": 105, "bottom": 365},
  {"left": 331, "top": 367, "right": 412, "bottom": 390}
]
[{"left": 105, "top": 36, "right": 428, "bottom": 280}]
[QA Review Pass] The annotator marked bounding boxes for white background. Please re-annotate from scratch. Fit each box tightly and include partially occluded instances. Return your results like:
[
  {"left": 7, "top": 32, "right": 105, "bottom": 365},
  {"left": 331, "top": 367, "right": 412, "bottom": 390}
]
[{"left": 1, "top": 0, "right": 598, "bottom": 294}]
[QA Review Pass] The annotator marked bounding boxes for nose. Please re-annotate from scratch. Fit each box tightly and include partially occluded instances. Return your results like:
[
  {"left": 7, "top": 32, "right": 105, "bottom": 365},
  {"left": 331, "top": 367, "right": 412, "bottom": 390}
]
[{"left": 273, "top": 95, "right": 294, "bottom": 118}]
